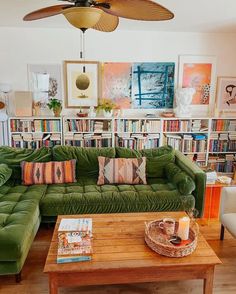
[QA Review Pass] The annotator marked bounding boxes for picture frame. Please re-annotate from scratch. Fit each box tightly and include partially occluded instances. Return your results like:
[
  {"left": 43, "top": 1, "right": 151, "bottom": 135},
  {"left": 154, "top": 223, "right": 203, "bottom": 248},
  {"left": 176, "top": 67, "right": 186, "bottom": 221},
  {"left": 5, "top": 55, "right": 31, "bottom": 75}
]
[
  {"left": 28, "top": 64, "right": 63, "bottom": 105},
  {"left": 64, "top": 61, "right": 100, "bottom": 108},
  {"left": 216, "top": 76, "right": 236, "bottom": 115},
  {"left": 178, "top": 55, "right": 217, "bottom": 114}
]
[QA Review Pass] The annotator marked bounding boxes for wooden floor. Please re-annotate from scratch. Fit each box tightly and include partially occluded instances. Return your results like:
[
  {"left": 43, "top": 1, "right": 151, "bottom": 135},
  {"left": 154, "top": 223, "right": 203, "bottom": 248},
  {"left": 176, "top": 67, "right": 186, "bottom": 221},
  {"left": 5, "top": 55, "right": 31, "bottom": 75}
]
[{"left": 0, "top": 219, "right": 236, "bottom": 294}]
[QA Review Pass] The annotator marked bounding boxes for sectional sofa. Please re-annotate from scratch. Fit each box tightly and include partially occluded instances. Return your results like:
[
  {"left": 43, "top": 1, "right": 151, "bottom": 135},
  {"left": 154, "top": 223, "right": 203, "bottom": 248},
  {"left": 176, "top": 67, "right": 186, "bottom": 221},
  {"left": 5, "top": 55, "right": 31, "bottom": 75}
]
[{"left": 0, "top": 145, "right": 206, "bottom": 280}]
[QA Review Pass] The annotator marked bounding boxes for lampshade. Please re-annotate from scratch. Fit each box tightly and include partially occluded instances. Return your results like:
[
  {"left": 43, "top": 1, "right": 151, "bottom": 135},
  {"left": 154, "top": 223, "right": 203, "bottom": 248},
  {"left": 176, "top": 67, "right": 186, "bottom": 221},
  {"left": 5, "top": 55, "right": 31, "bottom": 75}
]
[{"left": 63, "top": 7, "right": 103, "bottom": 30}]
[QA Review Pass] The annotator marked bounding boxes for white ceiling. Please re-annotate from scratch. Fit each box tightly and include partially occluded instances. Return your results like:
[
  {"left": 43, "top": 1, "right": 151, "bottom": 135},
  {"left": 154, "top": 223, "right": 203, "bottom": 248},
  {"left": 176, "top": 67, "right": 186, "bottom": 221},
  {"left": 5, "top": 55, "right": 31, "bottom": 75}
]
[{"left": 1, "top": 0, "right": 236, "bottom": 33}]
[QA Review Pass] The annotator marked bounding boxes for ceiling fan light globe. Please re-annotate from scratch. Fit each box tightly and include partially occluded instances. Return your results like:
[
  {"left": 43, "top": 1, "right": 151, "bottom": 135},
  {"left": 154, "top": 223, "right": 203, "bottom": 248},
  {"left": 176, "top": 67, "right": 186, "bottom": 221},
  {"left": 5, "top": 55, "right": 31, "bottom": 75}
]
[{"left": 63, "top": 7, "right": 103, "bottom": 29}]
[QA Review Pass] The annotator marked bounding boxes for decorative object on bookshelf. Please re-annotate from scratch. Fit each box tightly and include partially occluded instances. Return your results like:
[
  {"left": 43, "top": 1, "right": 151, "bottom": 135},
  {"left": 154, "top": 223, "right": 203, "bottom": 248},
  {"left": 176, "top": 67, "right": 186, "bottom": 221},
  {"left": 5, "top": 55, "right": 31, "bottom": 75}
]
[
  {"left": 0, "top": 102, "right": 5, "bottom": 110},
  {"left": 97, "top": 98, "right": 116, "bottom": 118},
  {"left": 33, "top": 102, "right": 42, "bottom": 116},
  {"left": 14, "top": 91, "right": 33, "bottom": 116},
  {"left": 178, "top": 55, "right": 217, "bottom": 112},
  {"left": 161, "top": 111, "right": 175, "bottom": 118},
  {"left": 216, "top": 76, "right": 236, "bottom": 116},
  {"left": 47, "top": 98, "right": 62, "bottom": 117},
  {"left": 64, "top": 61, "right": 99, "bottom": 108},
  {"left": 88, "top": 106, "right": 96, "bottom": 118},
  {"left": 77, "top": 112, "right": 88, "bottom": 118},
  {"left": 174, "top": 88, "right": 195, "bottom": 117}
]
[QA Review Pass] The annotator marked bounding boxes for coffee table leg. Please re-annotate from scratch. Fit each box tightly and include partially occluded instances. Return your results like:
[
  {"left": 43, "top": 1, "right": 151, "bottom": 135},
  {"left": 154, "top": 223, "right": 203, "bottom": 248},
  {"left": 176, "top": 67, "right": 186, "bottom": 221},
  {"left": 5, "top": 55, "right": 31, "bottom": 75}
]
[
  {"left": 203, "top": 266, "right": 214, "bottom": 294},
  {"left": 49, "top": 274, "right": 58, "bottom": 294}
]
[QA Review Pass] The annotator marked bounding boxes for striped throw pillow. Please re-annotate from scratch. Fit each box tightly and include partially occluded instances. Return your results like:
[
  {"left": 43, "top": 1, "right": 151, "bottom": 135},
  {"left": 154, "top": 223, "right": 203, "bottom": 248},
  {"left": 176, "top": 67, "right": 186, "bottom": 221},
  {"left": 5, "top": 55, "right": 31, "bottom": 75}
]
[
  {"left": 97, "top": 157, "right": 147, "bottom": 185},
  {"left": 21, "top": 160, "right": 76, "bottom": 185}
]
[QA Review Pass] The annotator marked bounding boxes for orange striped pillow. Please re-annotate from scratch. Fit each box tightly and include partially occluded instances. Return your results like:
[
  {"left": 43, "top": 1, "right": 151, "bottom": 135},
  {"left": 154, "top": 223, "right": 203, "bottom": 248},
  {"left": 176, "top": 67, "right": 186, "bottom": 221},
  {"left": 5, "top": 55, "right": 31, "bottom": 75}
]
[{"left": 21, "top": 160, "right": 76, "bottom": 185}]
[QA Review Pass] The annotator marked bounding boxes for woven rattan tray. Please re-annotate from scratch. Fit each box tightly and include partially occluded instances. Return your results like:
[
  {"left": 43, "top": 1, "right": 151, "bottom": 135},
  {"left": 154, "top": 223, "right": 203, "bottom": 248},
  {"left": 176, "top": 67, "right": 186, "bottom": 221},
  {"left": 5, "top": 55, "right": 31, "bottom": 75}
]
[{"left": 145, "top": 219, "right": 199, "bottom": 258}]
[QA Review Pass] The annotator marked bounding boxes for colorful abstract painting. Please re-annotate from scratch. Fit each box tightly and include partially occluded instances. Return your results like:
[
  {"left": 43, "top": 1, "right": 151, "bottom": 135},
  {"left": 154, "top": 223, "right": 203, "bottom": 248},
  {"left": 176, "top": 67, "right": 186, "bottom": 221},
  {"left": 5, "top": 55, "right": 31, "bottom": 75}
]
[
  {"left": 182, "top": 63, "right": 212, "bottom": 104},
  {"left": 102, "top": 62, "right": 132, "bottom": 109},
  {"left": 132, "top": 62, "right": 175, "bottom": 109}
]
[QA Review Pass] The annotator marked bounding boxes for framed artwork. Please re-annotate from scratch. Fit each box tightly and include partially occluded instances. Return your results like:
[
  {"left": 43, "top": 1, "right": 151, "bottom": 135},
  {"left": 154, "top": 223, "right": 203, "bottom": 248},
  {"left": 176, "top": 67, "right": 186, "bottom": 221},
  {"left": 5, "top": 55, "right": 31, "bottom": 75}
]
[
  {"left": 28, "top": 64, "right": 62, "bottom": 105},
  {"left": 102, "top": 62, "right": 132, "bottom": 109},
  {"left": 64, "top": 61, "right": 99, "bottom": 108},
  {"left": 216, "top": 77, "right": 236, "bottom": 114},
  {"left": 178, "top": 55, "right": 217, "bottom": 109},
  {"left": 132, "top": 62, "right": 175, "bottom": 109}
]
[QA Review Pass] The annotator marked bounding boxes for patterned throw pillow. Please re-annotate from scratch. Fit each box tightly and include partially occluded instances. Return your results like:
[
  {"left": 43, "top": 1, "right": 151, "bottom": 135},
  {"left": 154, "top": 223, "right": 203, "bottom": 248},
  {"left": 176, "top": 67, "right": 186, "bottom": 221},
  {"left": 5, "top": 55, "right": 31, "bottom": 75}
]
[
  {"left": 21, "top": 160, "right": 76, "bottom": 185},
  {"left": 97, "top": 157, "right": 147, "bottom": 185}
]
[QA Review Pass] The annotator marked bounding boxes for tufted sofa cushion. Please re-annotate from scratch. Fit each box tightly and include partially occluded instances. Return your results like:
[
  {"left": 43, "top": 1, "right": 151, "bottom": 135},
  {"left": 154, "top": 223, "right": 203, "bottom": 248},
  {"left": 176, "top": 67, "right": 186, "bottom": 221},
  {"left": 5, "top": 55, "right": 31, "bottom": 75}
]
[
  {"left": 0, "top": 185, "right": 47, "bottom": 261},
  {"left": 39, "top": 177, "right": 195, "bottom": 216}
]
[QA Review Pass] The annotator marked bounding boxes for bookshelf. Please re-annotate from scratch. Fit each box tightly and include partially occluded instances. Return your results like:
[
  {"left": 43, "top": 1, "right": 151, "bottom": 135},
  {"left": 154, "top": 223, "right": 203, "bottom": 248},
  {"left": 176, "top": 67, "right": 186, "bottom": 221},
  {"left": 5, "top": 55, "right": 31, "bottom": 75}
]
[
  {"left": 63, "top": 117, "right": 113, "bottom": 148},
  {"left": 7, "top": 116, "right": 236, "bottom": 174},
  {"left": 8, "top": 117, "right": 62, "bottom": 149}
]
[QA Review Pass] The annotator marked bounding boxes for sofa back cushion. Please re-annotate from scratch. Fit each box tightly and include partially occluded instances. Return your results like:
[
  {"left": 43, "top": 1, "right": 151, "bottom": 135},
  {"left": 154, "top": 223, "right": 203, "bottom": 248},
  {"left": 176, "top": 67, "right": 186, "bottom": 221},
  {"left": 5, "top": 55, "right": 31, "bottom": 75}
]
[
  {"left": 0, "top": 147, "right": 52, "bottom": 180},
  {"left": 0, "top": 164, "right": 12, "bottom": 186},
  {"left": 116, "top": 146, "right": 175, "bottom": 178},
  {"left": 21, "top": 160, "right": 76, "bottom": 185},
  {"left": 52, "top": 146, "right": 116, "bottom": 177},
  {"left": 97, "top": 156, "right": 147, "bottom": 185}
]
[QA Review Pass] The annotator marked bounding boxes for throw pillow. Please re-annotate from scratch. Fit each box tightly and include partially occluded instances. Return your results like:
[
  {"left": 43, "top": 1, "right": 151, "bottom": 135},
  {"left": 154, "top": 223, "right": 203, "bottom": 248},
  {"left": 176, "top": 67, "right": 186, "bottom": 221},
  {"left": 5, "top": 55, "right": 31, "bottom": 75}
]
[
  {"left": 21, "top": 160, "right": 77, "bottom": 185},
  {"left": 97, "top": 157, "right": 147, "bottom": 185},
  {"left": 0, "top": 164, "right": 12, "bottom": 186}
]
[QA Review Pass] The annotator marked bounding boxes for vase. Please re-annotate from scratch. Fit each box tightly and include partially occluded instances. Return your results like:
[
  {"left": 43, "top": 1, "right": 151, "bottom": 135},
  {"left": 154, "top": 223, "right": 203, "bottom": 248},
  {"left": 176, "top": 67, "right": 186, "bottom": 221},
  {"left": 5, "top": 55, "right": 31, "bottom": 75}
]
[
  {"left": 53, "top": 107, "right": 62, "bottom": 117},
  {"left": 103, "top": 110, "right": 113, "bottom": 118}
]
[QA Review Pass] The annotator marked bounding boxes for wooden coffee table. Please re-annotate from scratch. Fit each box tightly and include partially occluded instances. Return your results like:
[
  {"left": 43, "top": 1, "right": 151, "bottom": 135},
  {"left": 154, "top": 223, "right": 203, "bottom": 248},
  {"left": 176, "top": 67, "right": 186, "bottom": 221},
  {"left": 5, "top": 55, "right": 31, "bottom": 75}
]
[{"left": 44, "top": 212, "right": 221, "bottom": 294}]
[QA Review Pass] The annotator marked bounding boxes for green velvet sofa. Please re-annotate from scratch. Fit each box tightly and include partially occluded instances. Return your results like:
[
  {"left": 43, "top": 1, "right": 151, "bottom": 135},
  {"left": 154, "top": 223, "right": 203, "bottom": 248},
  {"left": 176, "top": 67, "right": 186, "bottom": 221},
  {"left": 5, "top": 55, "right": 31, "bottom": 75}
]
[{"left": 0, "top": 145, "right": 206, "bottom": 279}]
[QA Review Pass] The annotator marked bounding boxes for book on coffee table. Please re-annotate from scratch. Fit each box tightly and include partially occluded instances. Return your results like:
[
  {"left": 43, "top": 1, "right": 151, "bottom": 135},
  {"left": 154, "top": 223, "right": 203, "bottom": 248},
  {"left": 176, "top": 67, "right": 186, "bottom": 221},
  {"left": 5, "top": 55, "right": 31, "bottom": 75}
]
[{"left": 57, "top": 218, "right": 93, "bottom": 263}]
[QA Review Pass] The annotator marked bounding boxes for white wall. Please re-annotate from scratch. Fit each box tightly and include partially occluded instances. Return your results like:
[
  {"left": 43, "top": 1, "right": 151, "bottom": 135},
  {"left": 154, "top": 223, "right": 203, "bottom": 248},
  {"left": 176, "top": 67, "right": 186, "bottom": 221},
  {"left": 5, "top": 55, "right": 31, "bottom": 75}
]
[{"left": 1, "top": 27, "right": 236, "bottom": 115}]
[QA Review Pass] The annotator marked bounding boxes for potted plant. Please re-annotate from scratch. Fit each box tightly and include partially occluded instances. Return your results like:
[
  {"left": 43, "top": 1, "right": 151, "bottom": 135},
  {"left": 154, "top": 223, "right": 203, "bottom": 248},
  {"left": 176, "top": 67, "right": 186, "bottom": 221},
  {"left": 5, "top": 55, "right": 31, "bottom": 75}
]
[
  {"left": 97, "top": 99, "right": 116, "bottom": 118},
  {"left": 47, "top": 98, "right": 62, "bottom": 117}
]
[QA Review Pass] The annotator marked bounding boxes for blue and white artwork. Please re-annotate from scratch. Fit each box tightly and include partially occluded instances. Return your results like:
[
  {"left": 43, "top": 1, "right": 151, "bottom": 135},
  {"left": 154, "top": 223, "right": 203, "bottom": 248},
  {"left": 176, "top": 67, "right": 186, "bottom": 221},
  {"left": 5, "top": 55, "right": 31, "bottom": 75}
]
[{"left": 132, "top": 62, "right": 175, "bottom": 109}]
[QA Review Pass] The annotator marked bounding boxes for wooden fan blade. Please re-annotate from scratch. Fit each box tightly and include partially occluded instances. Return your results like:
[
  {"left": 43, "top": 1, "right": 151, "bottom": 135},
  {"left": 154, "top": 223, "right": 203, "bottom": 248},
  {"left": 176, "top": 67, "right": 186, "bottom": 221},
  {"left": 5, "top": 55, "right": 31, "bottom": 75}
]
[
  {"left": 92, "top": 12, "right": 119, "bottom": 32},
  {"left": 95, "top": 0, "right": 174, "bottom": 21},
  {"left": 23, "top": 5, "right": 73, "bottom": 21}
]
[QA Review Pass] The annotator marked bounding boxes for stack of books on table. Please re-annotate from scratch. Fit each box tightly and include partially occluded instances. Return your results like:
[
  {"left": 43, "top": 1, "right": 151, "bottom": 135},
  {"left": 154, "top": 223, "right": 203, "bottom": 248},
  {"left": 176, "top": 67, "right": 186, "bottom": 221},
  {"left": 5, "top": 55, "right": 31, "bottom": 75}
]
[{"left": 57, "top": 218, "right": 93, "bottom": 264}]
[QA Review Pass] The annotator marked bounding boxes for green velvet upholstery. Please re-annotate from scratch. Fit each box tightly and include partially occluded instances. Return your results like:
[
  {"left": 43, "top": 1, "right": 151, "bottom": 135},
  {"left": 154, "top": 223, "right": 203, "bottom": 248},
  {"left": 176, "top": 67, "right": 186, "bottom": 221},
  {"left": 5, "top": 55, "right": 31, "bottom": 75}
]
[
  {"left": 40, "top": 177, "right": 194, "bottom": 216},
  {"left": 0, "top": 147, "right": 52, "bottom": 180},
  {"left": 52, "top": 146, "right": 116, "bottom": 177},
  {"left": 0, "top": 146, "right": 206, "bottom": 277},
  {"left": 174, "top": 150, "right": 206, "bottom": 217},
  {"left": 0, "top": 164, "right": 12, "bottom": 186}
]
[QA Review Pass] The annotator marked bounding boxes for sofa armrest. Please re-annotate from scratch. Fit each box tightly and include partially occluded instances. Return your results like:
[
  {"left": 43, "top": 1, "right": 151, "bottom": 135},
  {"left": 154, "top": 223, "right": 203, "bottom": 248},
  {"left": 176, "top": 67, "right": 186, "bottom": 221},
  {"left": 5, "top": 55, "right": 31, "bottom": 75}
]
[
  {"left": 220, "top": 187, "right": 236, "bottom": 217},
  {"left": 174, "top": 150, "right": 206, "bottom": 217}
]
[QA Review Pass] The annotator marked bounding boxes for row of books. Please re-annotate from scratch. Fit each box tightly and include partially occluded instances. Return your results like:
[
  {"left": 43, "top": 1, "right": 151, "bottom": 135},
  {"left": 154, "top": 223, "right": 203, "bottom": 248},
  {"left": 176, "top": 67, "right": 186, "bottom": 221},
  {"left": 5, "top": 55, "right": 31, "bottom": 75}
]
[
  {"left": 115, "top": 119, "right": 161, "bottom": 133},
  {"left": 10, "top": 119, "right": 61, "bottom": 132},
  {"left": 64, "top": 133, "right": 112, "bottom": 148},
  {"left": 163, "top": 120, "right": 208, "bottom": 132},
  {"left": 165, "top": 134, "right": 207, "bottom": 153},
  {"left": 57, "top": 218, "right": 93, "bottom": 264},
  {"left": 116, "top": 133, "right": 160, "bottom": 150},
  {"left": 209, "top": 133, "right": 236, "bottom": 152},
  {"left": 212, "top": 119, "right": 236, "bottom": 132},
  {"left": 65, "top": 119, "right": 112, "bottom": 132},
  {"left": 208, "top": 154, "right": 235, "bottom": 173},
  {"left": 11, "top": 133, "right": 61, "bottom": 148}
]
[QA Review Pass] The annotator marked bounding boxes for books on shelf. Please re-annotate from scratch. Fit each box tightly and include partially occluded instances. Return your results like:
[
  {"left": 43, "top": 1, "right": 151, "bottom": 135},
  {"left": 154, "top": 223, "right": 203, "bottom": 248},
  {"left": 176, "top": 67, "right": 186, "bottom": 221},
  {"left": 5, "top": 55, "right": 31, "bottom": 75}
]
[
  {"left": 209, "top": 133, "right": 236, "bottom": 152},
  {"left": 212, "top": 119, "right": 236, "bottom": 132},
  {"left": 165, "top": 133, "right": 207, "bottom": 153},
  {"left": 208, "top": 154, "right": 235, "bottom": 173},
  {"left": 163, "top": 119, "right": 208, "bottom": 132},
  {"left": 116, "top": 133, "right": 160, "bottom": 150},
  {"left": 10, "top": 119, "right": 61, "bottom": 133},
  {"left": 65, "top": 133, "right": 112, "bottom": 148},
  {"left": 57, "top": 218, "right": 93, "bottom": 264},
  {"left": 65, "top": 119, "right": 112, "bottom": 132},
  {"left": 115, "top": 119, "right": 160, "bottom": 133},
  {"left": 11, "top": 133, "right": 61, "bottom": 148}
]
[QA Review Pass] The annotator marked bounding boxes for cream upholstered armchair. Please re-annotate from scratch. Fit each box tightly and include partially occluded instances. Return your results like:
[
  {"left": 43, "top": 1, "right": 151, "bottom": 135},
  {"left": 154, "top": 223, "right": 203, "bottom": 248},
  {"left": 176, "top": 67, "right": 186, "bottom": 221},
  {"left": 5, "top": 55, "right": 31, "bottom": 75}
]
[{"left": 219, "top": 187, "right": 236, "bottom": 240}]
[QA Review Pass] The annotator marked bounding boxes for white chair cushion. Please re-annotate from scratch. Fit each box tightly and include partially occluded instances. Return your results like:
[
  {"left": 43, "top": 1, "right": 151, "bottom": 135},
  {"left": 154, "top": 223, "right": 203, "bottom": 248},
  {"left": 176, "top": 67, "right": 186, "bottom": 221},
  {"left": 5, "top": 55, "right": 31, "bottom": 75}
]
[{"left": 220, "top": 213, "right": 236, "bottom": 238}]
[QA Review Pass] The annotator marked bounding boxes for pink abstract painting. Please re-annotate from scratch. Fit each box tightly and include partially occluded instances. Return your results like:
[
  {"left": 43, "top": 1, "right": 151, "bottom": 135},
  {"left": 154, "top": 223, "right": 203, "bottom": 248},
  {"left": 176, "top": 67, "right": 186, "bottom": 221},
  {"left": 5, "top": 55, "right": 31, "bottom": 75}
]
[{"left": 102, "top": 62, "right": 132, "bottom": 109}]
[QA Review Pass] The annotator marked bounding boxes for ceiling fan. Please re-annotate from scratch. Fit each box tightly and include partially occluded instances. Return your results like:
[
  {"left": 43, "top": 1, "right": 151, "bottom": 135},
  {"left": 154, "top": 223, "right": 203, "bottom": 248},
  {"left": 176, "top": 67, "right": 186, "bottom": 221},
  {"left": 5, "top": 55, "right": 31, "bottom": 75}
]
[{"left": 23, "top": 0, "right": 174, "bottom": 32}]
